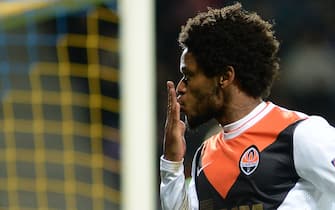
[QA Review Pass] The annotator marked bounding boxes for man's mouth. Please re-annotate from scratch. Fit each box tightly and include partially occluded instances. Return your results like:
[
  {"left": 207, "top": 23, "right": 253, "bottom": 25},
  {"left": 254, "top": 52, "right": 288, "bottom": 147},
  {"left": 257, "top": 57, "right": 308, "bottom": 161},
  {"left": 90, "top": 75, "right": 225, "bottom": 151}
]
[
  {"left": 177, "top": 97, "right": 186, "bottom": 113},
  {"left": 178, "top": 102, "right": 185, "bottom": 112}
]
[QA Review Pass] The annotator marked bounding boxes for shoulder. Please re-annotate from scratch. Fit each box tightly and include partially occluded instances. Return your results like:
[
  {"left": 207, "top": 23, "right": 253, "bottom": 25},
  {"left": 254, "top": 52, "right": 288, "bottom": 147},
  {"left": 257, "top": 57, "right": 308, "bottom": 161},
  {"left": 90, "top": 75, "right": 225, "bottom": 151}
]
[
  {"left": 270, "top": 103, "right": 333, "bottom": 137},
  {"left": 293, "top": 115, "right": 335, "bottom": 161},
  {"left": 292, "top": 116, "right": 335, "bottom": 190},
  {"left": 295, "top": 115, "right": 335, "bottom": 139}
]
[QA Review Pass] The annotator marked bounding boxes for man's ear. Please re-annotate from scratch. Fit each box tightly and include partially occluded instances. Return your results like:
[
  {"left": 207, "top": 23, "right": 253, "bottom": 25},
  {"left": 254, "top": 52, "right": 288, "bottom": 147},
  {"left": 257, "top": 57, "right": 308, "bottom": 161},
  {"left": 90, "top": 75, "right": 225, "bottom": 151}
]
[{"left": 219, "top": 66, "right": 235, "bottom": 88}]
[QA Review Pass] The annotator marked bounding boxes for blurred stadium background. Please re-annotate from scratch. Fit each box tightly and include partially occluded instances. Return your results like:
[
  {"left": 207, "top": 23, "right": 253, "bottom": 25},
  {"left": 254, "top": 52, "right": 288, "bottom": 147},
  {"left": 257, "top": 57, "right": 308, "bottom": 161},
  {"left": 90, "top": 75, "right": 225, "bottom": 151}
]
[{"left": 1, "top": 0, "right": 335, "bottom": 209}]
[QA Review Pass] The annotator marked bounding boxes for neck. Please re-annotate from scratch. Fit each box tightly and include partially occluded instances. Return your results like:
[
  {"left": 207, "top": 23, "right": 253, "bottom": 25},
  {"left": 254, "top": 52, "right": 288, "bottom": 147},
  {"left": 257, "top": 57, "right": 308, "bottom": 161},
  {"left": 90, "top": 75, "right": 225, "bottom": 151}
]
[{"left": 216, "top": 90, "right": 263, "bottom": 126}]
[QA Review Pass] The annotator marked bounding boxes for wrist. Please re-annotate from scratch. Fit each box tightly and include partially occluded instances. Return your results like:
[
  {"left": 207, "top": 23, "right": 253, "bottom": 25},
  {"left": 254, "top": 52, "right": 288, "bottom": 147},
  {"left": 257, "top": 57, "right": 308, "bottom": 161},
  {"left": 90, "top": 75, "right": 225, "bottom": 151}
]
[{"left": 163, "top": 153, "right": 184, "bottom": 162}]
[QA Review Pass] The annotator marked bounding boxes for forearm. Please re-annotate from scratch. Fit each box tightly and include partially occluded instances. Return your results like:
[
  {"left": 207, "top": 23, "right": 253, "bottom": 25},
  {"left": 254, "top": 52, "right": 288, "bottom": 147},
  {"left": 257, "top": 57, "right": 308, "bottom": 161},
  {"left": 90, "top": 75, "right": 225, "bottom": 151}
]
[{"left": 160, "top": 156, "right": 190, "bottom": 210}]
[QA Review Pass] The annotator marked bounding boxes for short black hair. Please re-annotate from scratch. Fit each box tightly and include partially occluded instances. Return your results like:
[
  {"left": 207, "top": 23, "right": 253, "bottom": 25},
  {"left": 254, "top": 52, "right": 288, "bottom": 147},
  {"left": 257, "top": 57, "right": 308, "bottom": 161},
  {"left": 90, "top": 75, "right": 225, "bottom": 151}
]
[{"left": 178, "top": 2, "right": 280, "bottom": 98}]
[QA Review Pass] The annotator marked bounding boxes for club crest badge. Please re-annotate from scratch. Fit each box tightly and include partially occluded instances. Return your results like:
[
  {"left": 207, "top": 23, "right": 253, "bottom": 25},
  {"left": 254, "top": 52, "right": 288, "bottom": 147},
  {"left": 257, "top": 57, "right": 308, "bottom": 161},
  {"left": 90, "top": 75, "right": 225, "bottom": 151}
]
[{"left": 240, "top": 146, "right": 260, "bottom": 176}]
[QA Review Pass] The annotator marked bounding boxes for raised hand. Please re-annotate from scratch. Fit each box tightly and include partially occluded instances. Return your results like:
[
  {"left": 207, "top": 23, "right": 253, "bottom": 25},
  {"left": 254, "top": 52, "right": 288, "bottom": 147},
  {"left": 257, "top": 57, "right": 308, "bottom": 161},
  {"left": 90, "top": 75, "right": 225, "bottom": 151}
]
[{"left": 163, "top": 81, "right": 186, "bottom": 161}]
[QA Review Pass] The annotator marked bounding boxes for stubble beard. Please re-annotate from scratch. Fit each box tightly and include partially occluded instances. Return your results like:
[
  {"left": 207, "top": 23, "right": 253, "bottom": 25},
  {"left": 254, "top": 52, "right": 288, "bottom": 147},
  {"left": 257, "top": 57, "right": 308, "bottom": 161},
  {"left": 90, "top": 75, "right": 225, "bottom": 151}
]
[{"left": 185, "top": 85, "right": 224, "bottom": 130}]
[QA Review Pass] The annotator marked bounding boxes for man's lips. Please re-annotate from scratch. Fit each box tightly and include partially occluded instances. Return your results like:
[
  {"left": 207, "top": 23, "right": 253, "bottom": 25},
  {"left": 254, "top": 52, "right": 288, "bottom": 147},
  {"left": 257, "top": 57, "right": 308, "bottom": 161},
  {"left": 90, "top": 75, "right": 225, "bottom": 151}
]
[{"left": 177, "top": 97, "right": 186, "bottom": 112}]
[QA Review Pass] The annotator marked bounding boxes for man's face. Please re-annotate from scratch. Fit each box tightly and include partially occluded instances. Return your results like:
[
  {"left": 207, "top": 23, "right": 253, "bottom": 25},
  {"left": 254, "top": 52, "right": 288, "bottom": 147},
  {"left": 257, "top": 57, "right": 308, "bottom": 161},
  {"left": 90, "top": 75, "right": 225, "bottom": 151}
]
[{"left": 176, "top": 48, "right": 224, "bottom": 129}]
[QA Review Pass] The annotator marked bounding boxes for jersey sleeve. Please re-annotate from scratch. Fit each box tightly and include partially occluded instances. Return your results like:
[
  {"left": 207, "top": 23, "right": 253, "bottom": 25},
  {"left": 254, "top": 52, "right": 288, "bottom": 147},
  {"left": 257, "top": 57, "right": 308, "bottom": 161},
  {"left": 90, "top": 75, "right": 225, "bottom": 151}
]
[
  {"left": 160, "top": 156, "right": 191, "bottom": 210},
  {"left": 293, "top": 116, "right": 335, "bottom": 196}
]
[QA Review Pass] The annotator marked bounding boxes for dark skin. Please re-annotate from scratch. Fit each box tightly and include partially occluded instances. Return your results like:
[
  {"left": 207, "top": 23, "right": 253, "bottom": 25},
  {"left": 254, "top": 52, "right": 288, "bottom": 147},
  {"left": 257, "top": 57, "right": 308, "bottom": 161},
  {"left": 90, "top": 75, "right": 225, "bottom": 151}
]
[{"left": 163, "top": 48, "right": 262, "bottom": 161}]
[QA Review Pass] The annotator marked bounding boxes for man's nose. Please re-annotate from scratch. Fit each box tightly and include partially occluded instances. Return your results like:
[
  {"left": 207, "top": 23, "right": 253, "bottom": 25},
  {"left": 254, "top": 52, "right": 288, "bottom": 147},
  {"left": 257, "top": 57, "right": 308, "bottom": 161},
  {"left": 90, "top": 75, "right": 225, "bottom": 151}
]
[{"left": 176, "top": 79, "right": 186, "bottom": 96}]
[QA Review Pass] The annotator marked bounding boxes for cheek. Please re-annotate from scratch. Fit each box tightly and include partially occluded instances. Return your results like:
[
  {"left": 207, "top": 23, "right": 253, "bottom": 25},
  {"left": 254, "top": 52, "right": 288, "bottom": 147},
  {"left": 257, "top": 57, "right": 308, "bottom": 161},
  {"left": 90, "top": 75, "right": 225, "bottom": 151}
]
[{"left": 191, "top": 86, "right": 221, "bottom": 112}]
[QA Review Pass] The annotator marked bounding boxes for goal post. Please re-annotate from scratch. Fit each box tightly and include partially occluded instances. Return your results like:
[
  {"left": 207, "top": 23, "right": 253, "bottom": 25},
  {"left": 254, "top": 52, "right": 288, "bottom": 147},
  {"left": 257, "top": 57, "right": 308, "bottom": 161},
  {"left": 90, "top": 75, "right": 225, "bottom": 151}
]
[{"left": 119, "top": 0, "right": 157, "bottom": 209}]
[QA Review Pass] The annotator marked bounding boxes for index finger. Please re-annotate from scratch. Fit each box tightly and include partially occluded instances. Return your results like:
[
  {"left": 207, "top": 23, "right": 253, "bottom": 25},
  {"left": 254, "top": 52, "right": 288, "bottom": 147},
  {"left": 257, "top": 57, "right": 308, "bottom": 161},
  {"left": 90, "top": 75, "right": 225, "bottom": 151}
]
[{"left": 166, "top": 81, "right": 180, "bottom": 121}]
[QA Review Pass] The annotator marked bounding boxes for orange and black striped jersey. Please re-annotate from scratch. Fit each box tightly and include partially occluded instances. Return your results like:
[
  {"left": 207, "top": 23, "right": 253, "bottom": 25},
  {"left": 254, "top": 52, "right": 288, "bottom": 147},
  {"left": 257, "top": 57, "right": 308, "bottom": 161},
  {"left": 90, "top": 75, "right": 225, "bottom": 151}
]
[{"left": 160, "top": 102, "right": 335, "bottom": 210}]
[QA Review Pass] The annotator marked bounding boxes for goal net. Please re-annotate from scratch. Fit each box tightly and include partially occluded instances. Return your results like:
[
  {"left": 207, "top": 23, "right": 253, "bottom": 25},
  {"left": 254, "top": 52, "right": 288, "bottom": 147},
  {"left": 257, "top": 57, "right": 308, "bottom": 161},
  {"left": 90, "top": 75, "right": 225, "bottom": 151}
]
[{"left": 0, "top": 1, "right": 120, "bottom": 209}]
